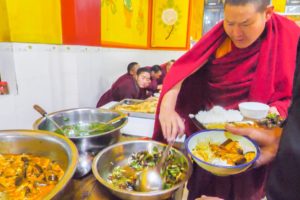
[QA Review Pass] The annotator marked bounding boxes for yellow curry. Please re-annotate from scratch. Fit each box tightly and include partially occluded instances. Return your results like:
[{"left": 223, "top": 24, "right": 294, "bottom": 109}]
[
  {"left": 114, "top": 100, "right": 157, "bottom": 114},
  {"left": 192, "top": 139, "right": 256, "bottom": 166},
  {"left": 0, "top": 154, "right": 64, "bottom": 200}
]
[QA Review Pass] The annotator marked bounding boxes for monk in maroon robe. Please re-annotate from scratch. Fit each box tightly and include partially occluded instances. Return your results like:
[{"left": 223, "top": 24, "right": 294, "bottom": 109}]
[
  {"left": 158, "top": 60, "right": 175, "bottom": 85},
  {"left": 113, "top": 62, "right": 140, "bottom": 86},
  {"left": 96, "top": 67, "right": 151, "bottom": 107},
  {"left": 153, "top": 1, "right": 300, "bottom": 200},
  {"left": 146, "top": 65, "right": 163, "bottom": 93}
]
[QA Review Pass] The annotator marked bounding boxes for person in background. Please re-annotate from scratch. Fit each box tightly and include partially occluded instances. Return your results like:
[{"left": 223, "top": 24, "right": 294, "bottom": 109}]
[
  {"left": 146, "top": 65, "right": 163, "bottom": 93},
  {"left": 118, "top": 62, "right": 140, "bottom": 82},
  {"left": 153, "top": 0, "right": 300, "bottom": 199},
  {"left": 96, "top": 67, "right": 151, "bottom": 107},
  {"left": 165, "top": 59, "right": 175, "bottom": 73},
  {"left": 158, "top": 59, "right": 176, "bottom": 85}
]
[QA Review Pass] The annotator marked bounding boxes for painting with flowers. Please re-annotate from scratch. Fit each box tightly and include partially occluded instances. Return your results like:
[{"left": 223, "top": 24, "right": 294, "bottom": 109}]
[
  {"left": 100, "top": 0, "right": 149, "bottom": 48},
  {"left": 151, "top": 0, "right": 190, "bottom": 49}
]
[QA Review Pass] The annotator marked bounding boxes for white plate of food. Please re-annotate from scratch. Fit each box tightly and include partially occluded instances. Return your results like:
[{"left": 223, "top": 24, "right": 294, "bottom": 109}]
[{"left": 185, "top": 129, "right": 260, "bottom": 176}]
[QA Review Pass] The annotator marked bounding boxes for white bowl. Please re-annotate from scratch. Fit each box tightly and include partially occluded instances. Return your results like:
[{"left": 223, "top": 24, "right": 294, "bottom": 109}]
[
  {"left": 185, "top": 130, "right": 260, "bottom": 176},
  {"left": 238, "top": 102, "right": 269, "bottom": 120}
]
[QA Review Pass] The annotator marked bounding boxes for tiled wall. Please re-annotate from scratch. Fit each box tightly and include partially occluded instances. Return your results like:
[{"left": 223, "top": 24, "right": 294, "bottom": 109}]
[{"left": 0, "top": 43, "right": 184, "bottom": 129}]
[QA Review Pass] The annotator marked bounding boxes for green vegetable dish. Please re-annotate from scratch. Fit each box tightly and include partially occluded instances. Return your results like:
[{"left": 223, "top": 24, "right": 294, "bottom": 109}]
[
  {"left": 55, "top": 122, "right": 114, "bottom": 137},
  {"left": 108, "top": 147, "right": 188, "bottom": 191}
]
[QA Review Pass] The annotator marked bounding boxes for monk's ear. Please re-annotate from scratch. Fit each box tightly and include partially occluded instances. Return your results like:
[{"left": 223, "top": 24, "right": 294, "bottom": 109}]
[{"left": 265, "top": 5, "right": 274, "bottom": 21}]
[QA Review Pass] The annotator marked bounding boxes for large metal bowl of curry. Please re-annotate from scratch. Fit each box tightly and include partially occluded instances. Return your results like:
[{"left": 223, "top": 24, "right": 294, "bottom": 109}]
[
  {"left": 92, "top": 140, "right": 193, "bottom": 200},
  {"left": 0, "top": 129, "right": 78, "bottom": 200}
]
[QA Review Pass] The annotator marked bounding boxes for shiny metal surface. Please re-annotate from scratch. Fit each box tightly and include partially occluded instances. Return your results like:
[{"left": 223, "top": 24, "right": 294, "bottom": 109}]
[
  {"left": 137, "top": 140, "right": 175, "bottom": 192},
  {"left": 92, "top": 140, "right": 192, "bottom": 200},
  {"left": 33, "top": 108, "right": 128, "bottom": 178},
  {"left": 0, "top": 130, "right": 78, "bottom": 200}
]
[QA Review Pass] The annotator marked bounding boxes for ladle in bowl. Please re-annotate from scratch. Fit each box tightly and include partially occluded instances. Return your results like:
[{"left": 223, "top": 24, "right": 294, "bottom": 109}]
[
  {"left": 33, "top": 104, "right": 66, "bottom": 136},
  {"left": 33, "top": 104, "right": 94, "bottom": 178},
  {"left": 136, "top": 139, "right": 176, "bottom": 192},
  {"left": 85, "top": 111, "right": 127, "bottom": 135}
]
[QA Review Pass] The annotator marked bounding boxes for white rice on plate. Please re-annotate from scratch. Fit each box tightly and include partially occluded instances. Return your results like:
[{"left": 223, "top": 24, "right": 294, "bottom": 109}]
[{"left": 195, "top": 106, "right": 243, "bottom": 124}]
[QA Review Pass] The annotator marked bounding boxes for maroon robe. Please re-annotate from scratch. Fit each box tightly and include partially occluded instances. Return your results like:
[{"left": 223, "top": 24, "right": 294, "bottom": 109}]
[
  {"left": 186, "top": 38, "right": 269, "bottom": 200},
  {"left": 157, "top": 63, "right": 167, "bottom": 85},
  {"left": 96, "top": 74, "right": 149, "bottom": 107},
  {"left": 153, "top": 14, "right": 300, "bottom": 200},
  {"left": 145, "top": 66, "right": 159, "bottom": 93}
]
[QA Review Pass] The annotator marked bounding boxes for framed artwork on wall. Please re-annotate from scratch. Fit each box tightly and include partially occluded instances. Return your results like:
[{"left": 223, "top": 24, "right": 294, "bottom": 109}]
[
  {"left": 100, "top": 0, "right": 150, "bottom": 48},
  {"left": 151, "top": 0, "right": 191, "bottom": 49}
]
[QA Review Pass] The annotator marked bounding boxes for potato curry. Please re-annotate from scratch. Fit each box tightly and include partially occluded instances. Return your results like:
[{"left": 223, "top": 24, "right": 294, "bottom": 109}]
[
  {"left": 193, "top": 139, "right": 256, "bottom": 166},
  {"left": 0, "top": 154, "right": 64, "bottom": 200},
  {"left": 114, "top": 100, "right": 157, "bottom": 114}
]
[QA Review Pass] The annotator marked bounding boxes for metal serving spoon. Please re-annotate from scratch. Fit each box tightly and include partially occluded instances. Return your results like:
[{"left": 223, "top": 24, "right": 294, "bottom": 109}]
[
  {"left": 136, "top": 140, "right": 175, "bottom": 192},
  {"left": 85, "top": 111, "right": 127, "bottom": 135},
  {"left": 33, "top": 104, "right": 96, "bottom": 178},
  {"left": 33, "top": 104, "right": 66, "bottom": 136}
]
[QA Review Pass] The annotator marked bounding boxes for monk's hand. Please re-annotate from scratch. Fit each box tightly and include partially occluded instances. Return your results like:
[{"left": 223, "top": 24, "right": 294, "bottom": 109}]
[
  {"left": 225, "top": 124, "right": 282, "bottom": 168},
  {"left": 159, "top": 82, "right": 185, "bottom": 142},
  {"left": 159, "top": 106, "right": 185, "bottom": 143},
  {"left": 195, "top": 195, "right": 224, "bottom": 200}
]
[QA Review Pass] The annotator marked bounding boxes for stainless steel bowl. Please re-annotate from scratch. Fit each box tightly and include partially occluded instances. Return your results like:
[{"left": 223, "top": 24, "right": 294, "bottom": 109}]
[
  {"left": 33, "top": 108, "right": 128, "bottom": 177},
  {"left": 92, "top": 140, "right": 192, "bottom": 200},
  {"left": 0, "top": 129, "right": 78, "bottom": 200}
]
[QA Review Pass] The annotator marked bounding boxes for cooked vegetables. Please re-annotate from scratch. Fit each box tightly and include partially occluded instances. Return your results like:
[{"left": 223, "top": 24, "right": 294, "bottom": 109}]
[
  {"left": 257, "top": 113, "right": 284, "bottom": 128},
  {"left": 114, "top": 100, "right": 158, "bottom": 114},
  {"left": 0, "top": 154, "right": 64, "bottom": 200},
  {"left": 108, "top": 147, "right": 188, "bottom": 191},
  {"left": 55, "top": 122, "right": 114, "bottom": 137},
  {"left": 192, "top": 139, "right": 256, "bottom": 166}
]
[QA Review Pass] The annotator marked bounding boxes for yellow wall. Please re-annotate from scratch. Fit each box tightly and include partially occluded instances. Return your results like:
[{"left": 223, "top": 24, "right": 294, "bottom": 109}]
[
  {"left": 0, "top": 0, "right": 10, "bottom": 42},
  {"left": 101, "top": 0, "right": 149, "bottom": 47},
  {"left": 6, "top": 0, "right": 62, "bottom": 44}
]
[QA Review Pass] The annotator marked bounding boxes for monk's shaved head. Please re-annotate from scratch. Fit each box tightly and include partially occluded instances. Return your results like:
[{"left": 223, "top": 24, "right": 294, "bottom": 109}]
[
  {"left": 224, "top": 0, "right": 270, "bottom": 12},
  {"left": 127, "top": 62, "right": 139, "bottom": 74}
]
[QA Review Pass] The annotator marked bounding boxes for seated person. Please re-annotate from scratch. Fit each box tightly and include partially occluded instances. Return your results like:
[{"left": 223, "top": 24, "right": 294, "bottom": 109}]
[
  {"left": 158, "top": 59, "right": 175, "bottom": 85},
  {"left": 118, "top": 62, "right": 140, "bottom": 82},
  {"left": 146, "top": 65, "right": 163, "bottom": 93},
  {"left": 96, "top": 67, "right": 151, "bottom": 107}
]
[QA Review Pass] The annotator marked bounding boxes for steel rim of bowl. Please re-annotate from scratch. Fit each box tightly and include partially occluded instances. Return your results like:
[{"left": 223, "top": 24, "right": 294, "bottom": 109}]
[
  {"left": 0, "top": 129, "right": 78, "bottom": 200},
  {"left": 32, "top": 107, "right": 128, "bottom": 139},
  {"left": 92, "top": 140, "right": 193, "bottom": 197},
  {"left": 185, "top": 129, "right": 260, "bottom": 169}
]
